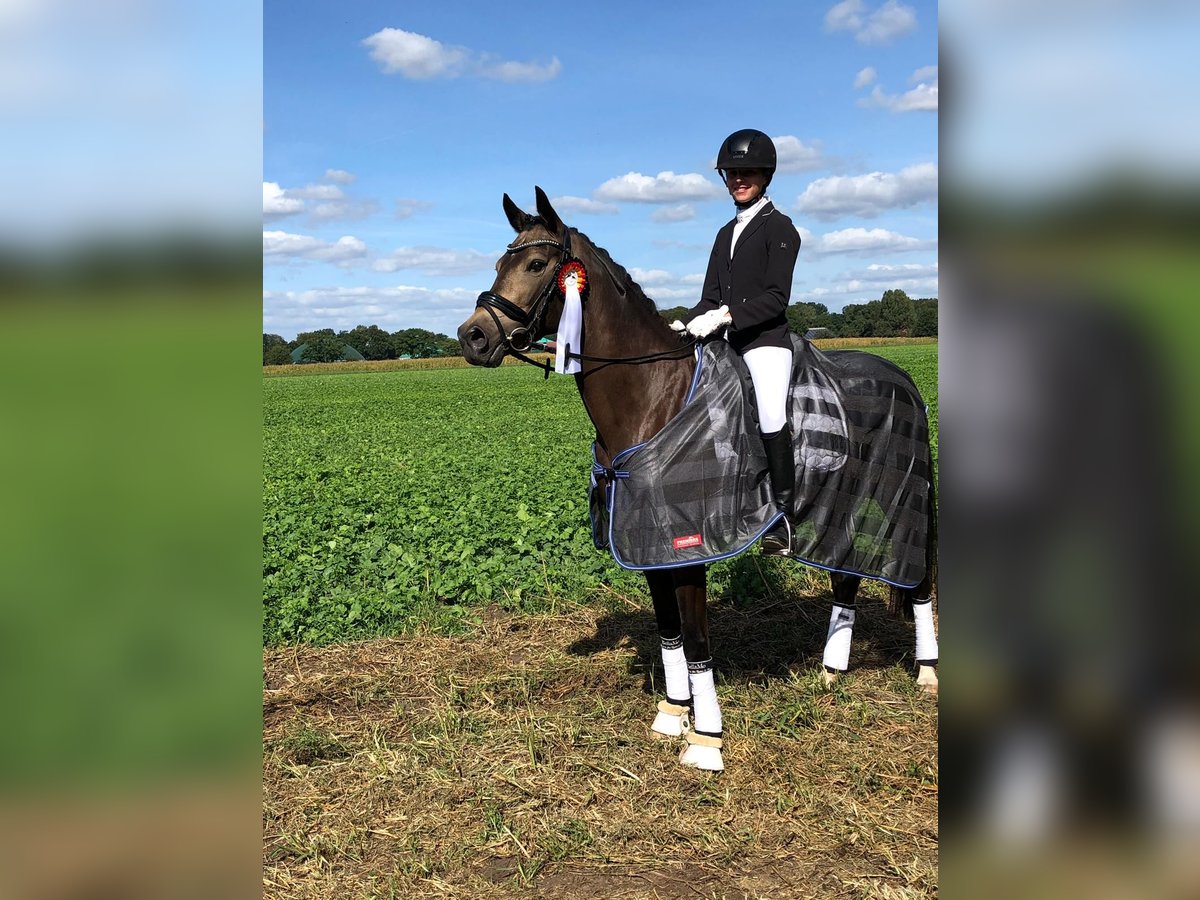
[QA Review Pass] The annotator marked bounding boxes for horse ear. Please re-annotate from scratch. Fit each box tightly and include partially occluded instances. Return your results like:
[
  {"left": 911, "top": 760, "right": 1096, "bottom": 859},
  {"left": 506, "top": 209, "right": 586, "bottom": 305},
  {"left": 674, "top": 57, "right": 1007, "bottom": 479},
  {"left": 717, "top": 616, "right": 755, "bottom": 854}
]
[
  {"left": 534, "top": 186, "right": 564, "bottom": 237},
  {"left": 503, "top": 193, "right": 531, "bottom": 233}
]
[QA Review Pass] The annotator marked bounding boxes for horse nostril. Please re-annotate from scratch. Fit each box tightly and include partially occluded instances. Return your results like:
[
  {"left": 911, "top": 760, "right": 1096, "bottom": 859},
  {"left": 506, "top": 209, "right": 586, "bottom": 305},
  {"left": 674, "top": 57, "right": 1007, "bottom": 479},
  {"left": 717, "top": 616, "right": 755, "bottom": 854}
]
[{"left": 466, "top": 326, "right": 488, "bottom": 350}]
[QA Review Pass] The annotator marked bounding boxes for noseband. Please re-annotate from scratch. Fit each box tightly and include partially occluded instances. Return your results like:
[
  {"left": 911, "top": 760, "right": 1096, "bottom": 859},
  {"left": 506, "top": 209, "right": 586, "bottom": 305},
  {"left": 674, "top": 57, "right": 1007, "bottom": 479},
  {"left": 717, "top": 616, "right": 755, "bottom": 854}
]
[{"left": 475, "top": 231, "right": 575, "bottom": 358}]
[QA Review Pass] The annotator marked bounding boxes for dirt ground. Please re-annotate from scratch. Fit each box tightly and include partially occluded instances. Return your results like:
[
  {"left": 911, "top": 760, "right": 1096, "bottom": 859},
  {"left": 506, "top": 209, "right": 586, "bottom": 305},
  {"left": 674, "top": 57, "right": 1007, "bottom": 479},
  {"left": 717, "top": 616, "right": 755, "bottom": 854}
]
[{"left": 263, "top": 597, "right": 938, "bottom": 899}]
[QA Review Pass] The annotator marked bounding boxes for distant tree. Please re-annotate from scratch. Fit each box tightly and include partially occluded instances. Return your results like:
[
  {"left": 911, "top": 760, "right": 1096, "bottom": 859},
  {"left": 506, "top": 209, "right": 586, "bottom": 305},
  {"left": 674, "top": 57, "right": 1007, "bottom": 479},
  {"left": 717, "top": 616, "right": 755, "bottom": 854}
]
[
  {"left": 878, "top": 289, "right": 916, "bottom": 336},
  {"left": 344, "top": 324, "right": 396, "bottom": 360},
  {"left": 841, "top": 302, "right": 880, "bottom": 337},
  {"left": 434, "top": 334, "right": 462, "bottom": 357},
  {"left": 657, "top": 305, "right": 691, "bottom": 324},
  {"left": 300, "top": 331, "right": 346, "bottom": 363},
  {"left": 913, "top": 298, "right": 938, "bottom": 336},
  {"left": 263, "top": 333, "right": 288, "bottom": 365},
  {"left": 264, "top": 343, "right": 292, "bottom": 366},
  {"left": 392, "top": 327, "right": 441, "bottom": 359},
  {"left": 786, "top": 301, "right": 832, "bottom": 335}
]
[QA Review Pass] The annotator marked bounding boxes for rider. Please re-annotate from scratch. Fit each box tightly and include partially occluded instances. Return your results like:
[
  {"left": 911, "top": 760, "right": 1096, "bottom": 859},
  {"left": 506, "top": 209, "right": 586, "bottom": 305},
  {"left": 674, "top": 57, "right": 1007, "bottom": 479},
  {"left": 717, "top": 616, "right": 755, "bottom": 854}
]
[{"left": 671, "top": 129, "right": 802, "bottom": 556}]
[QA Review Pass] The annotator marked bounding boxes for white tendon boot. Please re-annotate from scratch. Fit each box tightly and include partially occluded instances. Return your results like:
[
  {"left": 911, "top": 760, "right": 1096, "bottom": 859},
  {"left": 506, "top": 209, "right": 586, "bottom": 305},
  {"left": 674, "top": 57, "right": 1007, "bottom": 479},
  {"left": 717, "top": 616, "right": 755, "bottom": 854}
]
[
  {"left": 679, "top": 662, "right": 724, "bottom": 771},
  {"left": 679, "top": 730, "right": 724, "bottom": 772},
  {"left": 652, "top": 700, "right": 690, "bottom": 738},
  {"left": 913, "top": 600, "right": 939, "bottom": 696},
  {"left": 652, "top": 636, "right": 691, "bottom": 737},
  {"left": 822, "top": 605, "right": 855, "bottom": 688}
]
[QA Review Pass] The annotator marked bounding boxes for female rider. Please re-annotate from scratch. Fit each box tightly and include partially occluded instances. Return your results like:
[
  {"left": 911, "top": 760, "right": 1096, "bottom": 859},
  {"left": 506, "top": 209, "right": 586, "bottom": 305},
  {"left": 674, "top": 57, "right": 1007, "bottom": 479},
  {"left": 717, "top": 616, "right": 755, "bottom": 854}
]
[{"left": 671, "top": 128, "right": 801, "bottom": 559}]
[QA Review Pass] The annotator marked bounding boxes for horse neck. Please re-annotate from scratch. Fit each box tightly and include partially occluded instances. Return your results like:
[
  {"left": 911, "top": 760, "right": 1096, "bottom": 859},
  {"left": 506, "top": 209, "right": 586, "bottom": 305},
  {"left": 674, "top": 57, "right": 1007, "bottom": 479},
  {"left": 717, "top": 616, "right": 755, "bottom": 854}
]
[{"left": 574, "top": 243, "right": 696, "bottom": 460}]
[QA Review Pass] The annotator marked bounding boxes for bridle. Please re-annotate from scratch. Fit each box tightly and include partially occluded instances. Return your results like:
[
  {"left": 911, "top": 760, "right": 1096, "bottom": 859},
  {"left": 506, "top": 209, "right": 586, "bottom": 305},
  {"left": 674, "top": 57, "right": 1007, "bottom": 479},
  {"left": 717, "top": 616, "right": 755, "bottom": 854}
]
[
  {"left": 474, "top": 231, "right": 574, "bottom": 371},
  {"left": 475, "top": 227, "right": 698, "bottom": 378}
]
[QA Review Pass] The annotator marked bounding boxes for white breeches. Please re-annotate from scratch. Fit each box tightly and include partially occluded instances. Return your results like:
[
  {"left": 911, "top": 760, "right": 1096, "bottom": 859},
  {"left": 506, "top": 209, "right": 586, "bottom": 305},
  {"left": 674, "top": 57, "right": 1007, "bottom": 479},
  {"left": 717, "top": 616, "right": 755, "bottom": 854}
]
[{"left": 741, "top": 345, "right": 793, "bottom": 435}]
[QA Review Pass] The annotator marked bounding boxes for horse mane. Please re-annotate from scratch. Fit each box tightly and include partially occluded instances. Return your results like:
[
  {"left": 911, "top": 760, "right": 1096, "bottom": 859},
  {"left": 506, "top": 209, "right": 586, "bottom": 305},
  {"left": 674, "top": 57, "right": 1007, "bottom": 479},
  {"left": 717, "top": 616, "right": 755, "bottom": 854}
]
[{"left": 524, "top": 216, "right": 664, "bottom": 320}]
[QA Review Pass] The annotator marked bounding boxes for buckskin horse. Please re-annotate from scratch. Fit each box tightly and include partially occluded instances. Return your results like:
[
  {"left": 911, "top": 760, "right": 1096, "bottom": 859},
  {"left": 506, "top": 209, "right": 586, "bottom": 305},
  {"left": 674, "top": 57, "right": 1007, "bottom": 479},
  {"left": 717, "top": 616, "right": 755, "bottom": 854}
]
[{"left": 457, "top": 188, "right": 938, "bottom": 771}]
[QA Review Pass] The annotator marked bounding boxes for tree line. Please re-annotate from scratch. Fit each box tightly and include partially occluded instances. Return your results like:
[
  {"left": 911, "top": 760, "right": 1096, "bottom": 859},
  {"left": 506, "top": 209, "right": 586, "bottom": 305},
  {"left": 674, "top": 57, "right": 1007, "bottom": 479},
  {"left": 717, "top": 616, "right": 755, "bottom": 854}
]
[
  {"left": 660, "top": 290, "right": 937, "bottom": 340},
  {"left": 263, "top": 326, "right": 462, "bottom": 365},
  {"left": 264, "top": 290, "right": 937, "bottom": 365}
]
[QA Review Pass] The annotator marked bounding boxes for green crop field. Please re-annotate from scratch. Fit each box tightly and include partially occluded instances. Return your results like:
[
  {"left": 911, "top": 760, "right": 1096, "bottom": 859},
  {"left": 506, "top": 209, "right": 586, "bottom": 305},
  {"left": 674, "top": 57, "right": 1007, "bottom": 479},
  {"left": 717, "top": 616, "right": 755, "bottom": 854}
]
[{"left": 264, "top": 343, "right": 937, "bottom": 646}]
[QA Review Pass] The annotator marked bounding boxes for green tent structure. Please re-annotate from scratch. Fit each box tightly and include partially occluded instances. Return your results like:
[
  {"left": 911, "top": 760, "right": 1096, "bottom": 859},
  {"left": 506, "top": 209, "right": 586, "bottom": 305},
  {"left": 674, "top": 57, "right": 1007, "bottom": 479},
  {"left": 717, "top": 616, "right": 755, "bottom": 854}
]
[{"left": 289, "top": 342, "right": 366, "bottom": 364}]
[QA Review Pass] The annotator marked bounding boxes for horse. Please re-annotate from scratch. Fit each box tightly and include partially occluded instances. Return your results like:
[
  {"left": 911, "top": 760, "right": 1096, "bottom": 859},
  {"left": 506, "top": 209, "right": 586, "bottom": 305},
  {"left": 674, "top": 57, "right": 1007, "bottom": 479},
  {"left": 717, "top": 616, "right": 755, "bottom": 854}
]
[{"left": 457, "top": 187, "right": 938, "bottom": 771}]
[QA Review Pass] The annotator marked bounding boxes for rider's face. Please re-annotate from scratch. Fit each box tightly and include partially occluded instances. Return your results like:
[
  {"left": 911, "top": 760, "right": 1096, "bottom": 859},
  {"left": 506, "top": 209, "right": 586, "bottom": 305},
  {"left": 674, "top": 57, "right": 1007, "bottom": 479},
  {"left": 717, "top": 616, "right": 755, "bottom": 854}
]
[{"left": 722, "top": 168, "right": 767, "bottom": 204}]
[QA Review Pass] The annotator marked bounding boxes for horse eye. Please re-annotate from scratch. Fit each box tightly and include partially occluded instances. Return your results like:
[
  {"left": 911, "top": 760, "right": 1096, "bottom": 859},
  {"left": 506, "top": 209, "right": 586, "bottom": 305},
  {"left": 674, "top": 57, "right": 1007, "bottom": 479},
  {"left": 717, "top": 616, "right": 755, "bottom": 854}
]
[{"left": 527, "top": 259, "right": 546, "bottom": 272}]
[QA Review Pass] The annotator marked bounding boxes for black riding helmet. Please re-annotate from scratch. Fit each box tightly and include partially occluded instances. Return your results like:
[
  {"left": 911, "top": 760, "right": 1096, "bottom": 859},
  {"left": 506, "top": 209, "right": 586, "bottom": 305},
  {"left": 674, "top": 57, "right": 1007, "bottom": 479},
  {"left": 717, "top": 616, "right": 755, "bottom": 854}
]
[{"left": 716, "top": 129, "right": 777, "bottom": 187}]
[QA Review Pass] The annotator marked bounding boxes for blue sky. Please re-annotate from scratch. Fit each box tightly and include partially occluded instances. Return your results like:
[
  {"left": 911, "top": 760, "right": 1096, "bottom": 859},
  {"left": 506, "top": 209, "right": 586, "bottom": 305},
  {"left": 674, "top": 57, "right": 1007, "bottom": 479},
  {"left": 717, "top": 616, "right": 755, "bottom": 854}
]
[{"left": 264, "top": 0, "right": 938, "bottom": 340}]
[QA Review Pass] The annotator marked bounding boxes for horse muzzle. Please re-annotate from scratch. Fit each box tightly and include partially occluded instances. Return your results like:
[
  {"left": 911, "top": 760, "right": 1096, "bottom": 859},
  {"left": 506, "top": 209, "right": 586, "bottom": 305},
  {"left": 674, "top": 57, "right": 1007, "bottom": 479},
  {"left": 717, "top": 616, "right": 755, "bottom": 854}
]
[{"left": 457, "top": 315, "right": 508, "bottom": 367}]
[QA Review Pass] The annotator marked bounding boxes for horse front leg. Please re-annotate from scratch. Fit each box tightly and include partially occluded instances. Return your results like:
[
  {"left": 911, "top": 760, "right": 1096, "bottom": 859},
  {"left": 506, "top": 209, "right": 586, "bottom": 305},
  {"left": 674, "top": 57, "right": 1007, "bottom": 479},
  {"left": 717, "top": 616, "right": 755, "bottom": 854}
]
[
  {"left": 823, "top": 573, "right": 861, "bottom": 688},
  {"left": 673, "top": 565, "right": 724, "bottom": 771},
  {"left": 646, "top": 569, "right": 690, "bottom": 738}
]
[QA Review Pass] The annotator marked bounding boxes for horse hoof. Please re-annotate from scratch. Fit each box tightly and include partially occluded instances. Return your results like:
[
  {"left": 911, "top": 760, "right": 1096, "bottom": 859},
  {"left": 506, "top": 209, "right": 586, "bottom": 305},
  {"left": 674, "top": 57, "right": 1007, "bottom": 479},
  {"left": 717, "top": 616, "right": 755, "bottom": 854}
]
[
  {"left": 678, "top": 732, "right": 724, "bottom": 772},
  {"left": 917, "top": 664, "right": 939, "bottom": 696},
  {"left": 822, "top": 668, "right": 839, "bottom": 689},
  {"left": 652, "top": 700, "right": 689, "bottom": 738}
]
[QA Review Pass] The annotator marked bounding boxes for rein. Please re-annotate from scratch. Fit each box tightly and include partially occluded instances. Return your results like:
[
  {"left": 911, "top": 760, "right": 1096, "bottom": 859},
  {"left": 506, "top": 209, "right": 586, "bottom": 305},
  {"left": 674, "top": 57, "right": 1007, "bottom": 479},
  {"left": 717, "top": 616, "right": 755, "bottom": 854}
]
[{"left": 475, "top": 231, "right": 699, "bottom": 377}]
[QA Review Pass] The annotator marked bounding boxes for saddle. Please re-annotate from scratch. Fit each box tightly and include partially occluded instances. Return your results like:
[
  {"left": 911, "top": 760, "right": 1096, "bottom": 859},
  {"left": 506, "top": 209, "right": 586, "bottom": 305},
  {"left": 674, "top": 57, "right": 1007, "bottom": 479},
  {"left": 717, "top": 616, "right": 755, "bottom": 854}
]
[{"left": 589, "top": 335, "right": 933, "bottom": 588}]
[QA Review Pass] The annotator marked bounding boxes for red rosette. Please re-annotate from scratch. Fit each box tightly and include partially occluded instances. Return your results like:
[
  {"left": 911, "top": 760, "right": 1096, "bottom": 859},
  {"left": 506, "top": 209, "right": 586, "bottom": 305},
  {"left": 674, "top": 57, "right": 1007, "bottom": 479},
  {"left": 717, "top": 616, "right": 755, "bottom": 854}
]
[{"left": 556, "top": 259, "right": 588, "bottom": 299}]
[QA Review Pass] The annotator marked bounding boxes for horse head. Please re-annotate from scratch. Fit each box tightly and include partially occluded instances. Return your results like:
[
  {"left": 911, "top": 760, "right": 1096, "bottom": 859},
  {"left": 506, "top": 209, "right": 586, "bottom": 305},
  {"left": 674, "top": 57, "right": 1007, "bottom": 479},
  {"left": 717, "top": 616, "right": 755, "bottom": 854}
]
[{"left": 458, "top": 187, "right": 571, "bottom": 367}]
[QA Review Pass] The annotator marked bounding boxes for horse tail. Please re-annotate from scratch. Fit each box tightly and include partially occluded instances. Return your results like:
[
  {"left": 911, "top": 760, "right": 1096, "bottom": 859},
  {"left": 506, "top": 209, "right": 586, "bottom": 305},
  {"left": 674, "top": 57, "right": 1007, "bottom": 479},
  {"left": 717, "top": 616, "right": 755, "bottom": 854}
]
[{"left": 888, "top": 466, "right": 937, "bottom": 622}]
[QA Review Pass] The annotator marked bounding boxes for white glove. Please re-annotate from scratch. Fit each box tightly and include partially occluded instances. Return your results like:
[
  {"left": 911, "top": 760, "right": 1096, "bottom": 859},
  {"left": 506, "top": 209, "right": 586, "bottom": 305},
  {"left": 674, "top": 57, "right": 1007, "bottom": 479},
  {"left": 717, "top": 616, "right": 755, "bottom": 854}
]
[
  {"left": 668, "top": 319, "right": 686, "bottom": 333},
  {"left": 686, "top": 306, "right": 732, "bottom": 338}
]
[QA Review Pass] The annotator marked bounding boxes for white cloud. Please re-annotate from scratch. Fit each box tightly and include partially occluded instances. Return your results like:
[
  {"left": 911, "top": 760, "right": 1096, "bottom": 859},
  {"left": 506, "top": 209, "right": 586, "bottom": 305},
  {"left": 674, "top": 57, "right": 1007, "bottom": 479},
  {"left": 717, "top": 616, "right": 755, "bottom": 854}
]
[
  {"left": 628, "top": 268, "right": 674, "bottom": 287},
  {"left": 286, "top": 183, "right": 345, "bottom": 201},
  {"left": 362, "top": 27, "right": 562, "bottom": 82},
  {"left": 324, "top": 169, "right": 356, "bottom": 184},
  {"left": 796, "top": 162, "right": 937, "bottom": 220},
  {"left": 263, "top": 230, "right": 368, "bottom": 265},
  {"left": 309, "top": 198, "right": 380, "bottom": 221},
  {"left": 478, "top": 55, "right": 562, "bottom": 83},
  {"left": 395, "top": 198, "right": 435, "bottom": 219},
  {"left": 864, "top": 81, "right": 936, "bottom": 112},
  {"left": 551, "top": 196, "right": 619, "bottom": 215},
  {"left": 362, "top": 28, "right": 468, "bottom": 79},
  {"left": 263, "top": 182, "right": 304, "bottom": 221},
  {"left": 263, "top": 285, "right": 478, "bottom": 340},
  {"left": 594, "top": 171, "right": 723, "bottom": 203},
  {"left": 909, "top": 65, "right": 938, "bottom": 84},
  {"left": 807, "top": 227, "right": 936, "bottom": 255},
  {"left": 854, "top": 66, "right": 878, "bottom": 89},
  {"left": 650, "top": 204, "right": 696, "bottom": 223},
  {"left": 826, "top": 0, "right": 917, "bottom": 45},
  {"left": 773, "top": 135, "right": 826, "bottom": 172},
  {"left": 825, "top": 0, "right": 865, "bottom": 33},
  {"left": 371, "top": 246, "right": 497, "bottom": 276}
]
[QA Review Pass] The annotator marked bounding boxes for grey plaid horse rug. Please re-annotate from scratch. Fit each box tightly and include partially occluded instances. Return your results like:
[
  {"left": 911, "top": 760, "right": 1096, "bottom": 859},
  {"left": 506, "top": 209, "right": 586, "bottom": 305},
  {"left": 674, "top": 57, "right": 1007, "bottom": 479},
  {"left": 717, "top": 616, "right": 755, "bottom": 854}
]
[{"left": 589, "top": 335, "right": 933, "bottom": 588}]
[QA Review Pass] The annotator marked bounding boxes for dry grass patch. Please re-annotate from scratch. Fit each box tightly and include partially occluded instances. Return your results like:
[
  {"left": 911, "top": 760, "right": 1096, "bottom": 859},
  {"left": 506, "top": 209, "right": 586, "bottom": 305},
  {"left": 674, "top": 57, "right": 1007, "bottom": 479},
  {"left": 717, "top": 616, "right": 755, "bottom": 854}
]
[{"left": 264, "top": 599, "right": 937, "bottom": 899}]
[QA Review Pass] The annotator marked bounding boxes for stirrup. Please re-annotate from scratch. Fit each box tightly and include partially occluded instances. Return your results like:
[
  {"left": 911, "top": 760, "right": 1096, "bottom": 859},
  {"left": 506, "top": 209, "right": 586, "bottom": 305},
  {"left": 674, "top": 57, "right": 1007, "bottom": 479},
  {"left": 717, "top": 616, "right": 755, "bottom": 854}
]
[{"left": 760, "top": 516, "right": 792, "bottom": 557}]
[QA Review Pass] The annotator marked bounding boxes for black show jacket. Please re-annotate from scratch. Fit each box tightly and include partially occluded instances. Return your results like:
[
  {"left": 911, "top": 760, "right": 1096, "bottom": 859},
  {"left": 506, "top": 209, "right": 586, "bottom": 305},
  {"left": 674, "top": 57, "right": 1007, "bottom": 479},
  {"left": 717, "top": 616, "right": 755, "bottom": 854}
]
[{"left": 686, "top": 201, "right": 802, "bottom": 353}]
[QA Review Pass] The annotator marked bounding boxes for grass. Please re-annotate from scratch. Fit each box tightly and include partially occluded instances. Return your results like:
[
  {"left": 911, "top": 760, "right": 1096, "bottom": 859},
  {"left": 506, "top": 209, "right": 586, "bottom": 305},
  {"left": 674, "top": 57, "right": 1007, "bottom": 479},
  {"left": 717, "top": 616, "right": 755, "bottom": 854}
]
[{"left": 263, "top": 593, "right": 938, "bottom": 899}]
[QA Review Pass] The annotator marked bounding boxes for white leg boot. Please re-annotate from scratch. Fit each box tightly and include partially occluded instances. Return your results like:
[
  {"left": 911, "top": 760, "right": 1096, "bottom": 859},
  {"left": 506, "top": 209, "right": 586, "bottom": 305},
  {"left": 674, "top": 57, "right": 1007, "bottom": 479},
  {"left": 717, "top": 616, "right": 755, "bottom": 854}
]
[
  {"left": 679, "top": 661, "right": 724, "bottom": 771},
  {"left": 913, "top": 600, "right": 939, "bottom": 695},
  {"left": 822, "top": 605, "right": 855, "bottom": 688},
  {"left": 653, "top": 636, "right": 692, "bottom": 736},
  {"left": 652, "top": 700, "right": 689, "bottom": 738},
  {"left": 679, "top": 730, "right": 724, "bottom": 772}
]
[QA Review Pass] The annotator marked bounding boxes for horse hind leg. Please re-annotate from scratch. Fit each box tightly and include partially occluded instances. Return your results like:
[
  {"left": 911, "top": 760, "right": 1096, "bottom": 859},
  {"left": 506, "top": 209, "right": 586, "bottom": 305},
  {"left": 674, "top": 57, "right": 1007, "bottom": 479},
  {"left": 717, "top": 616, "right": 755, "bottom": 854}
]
[
  {"left": 913, "top": 595, "right": 939, "bottom": 696},
  {"left": 889, "top": 579, "right": 939, "bottom": 696},
  {"left": 822, "top": 573, "right": 861, "bottom": 688}
]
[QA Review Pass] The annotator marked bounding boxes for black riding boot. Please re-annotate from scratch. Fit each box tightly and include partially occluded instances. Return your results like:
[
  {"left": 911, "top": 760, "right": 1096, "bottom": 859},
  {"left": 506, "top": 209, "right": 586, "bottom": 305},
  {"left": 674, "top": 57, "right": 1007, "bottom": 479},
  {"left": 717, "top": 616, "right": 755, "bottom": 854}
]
[{"left": 760, "top": 424, "right": 795, "bottom": 557}]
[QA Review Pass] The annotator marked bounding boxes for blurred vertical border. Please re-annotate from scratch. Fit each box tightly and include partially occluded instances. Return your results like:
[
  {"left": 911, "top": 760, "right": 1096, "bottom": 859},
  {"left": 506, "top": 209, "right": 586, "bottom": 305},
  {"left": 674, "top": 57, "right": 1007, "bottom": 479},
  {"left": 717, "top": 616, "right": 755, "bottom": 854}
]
[
  {"left": 0, "top": 1, "right": 263, "bottom": 897},
  {"left": 941, "top": 1, "right": 1200, "bottom": 896}
]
